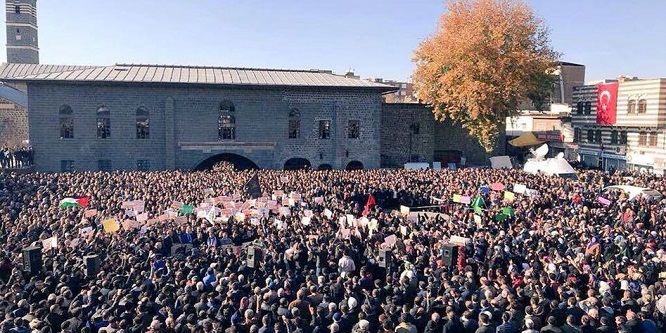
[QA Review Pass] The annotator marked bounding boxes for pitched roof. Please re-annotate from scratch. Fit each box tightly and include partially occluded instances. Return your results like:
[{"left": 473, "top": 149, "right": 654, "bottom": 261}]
[{"left": 0, "top": 63, "right": 396, "bottom": 90}]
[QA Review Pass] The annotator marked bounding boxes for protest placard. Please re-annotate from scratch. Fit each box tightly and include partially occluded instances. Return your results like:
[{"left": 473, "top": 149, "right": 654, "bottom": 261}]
[
  {"left": 384, "top": 235, "right": 397, "bottom": 247},
  {"left": 513, "top": 184, "right": 527, "bottom": 194},
  {"left": 79, "top": 227, "right": 93, "bottom": 238},
  {"left": 84, "top": 209, "right": 98, "bottom": 218},
  {"left": 42, "top": 236, "right": 57, "bottom": 250},
  {"left": 136, "top": 213, "right": 148, "bottom": 223},
  {"left": 400, "top": 205, "right": 410, "bottom": 216},
  {"left": 278, "top": 207, "right": 291, "bottom": 217},
  {"left": 102, "top": 218, "right": 119, "bottom": 233}
]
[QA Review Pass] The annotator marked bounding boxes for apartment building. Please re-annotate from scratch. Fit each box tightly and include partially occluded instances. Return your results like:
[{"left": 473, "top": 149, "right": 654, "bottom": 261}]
[{"left": 572, "top": 77, "right": 666, "bottom": 174}]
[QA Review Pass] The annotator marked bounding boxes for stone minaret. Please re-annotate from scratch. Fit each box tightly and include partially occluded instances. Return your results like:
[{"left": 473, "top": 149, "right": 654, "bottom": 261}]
[{"left": 5, "top": 0, "right": 39, "bottom": 64}]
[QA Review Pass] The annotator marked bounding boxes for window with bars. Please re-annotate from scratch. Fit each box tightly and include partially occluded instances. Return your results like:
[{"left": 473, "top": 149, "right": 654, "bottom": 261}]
[
  {"left": 620, "top": 131, "right": 628, "bottom": 144},
  {"left": 319, "top": 120, "right": 331, "bottom": 139},
  {"left": 96, "top": 106, "right": 111, "bottom": 139},
  {"left": 288, "top": 109, "right": 300, "bottom": 139},
  {"left": 587, "top": 129, "right": 594, "bottom": 143},
  {"left": 136, "top": 107, "right": 150, "bottom": 139},
  {"left": 59, "top": 105, "right": 74, "bottom": 139},
  {"left": 347, "top": 120, "right": 360, "bottom": 139},
  {"left": 218, "top": 115, "right": 236, "bottom": 140},
  {"left": 576, "top": 102, "right": 583, "bottom": 115},
  {"left": 584, "top": 102, "right": 592, "bottom": 115},
  {"left": 218, "top": 100, "right": 236, "bottom": 140}
]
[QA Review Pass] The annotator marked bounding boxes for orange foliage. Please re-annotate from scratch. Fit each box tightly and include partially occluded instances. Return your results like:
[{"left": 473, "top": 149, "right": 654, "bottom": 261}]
[{"left": 412, "top": 0, "right": 560, "bottom": 152}]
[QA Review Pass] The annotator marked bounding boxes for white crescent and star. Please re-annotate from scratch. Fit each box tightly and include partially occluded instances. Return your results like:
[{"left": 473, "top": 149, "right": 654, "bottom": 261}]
[{"left": 599, "top": 90, "right": 611, "bottom": 111}]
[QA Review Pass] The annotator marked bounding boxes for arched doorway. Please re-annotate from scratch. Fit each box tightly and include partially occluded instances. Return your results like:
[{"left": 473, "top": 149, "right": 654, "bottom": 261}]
[
  {"left": 284, "top": 158, "right": 311, "bottom": 170},
  {"left": 193, "top": 153, "right": 259, "bottom": 171},
  {"left": 318, "top": 164, "right": 332, "bottom": 170},
  {"left": 346, "top": 161, "right": 363, "bottom": 170}
]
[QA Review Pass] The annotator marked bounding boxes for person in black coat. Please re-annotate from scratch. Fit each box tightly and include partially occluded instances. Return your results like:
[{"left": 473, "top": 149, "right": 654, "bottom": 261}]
[
  {"left": 442, "top": 308, "right": 464, "bottom": 333},
  {"left": 475, "top": 312, "right": 495, "bottom": 333},
  {"left": 423, "top": 312, "right": 442, "bottom": 333}
]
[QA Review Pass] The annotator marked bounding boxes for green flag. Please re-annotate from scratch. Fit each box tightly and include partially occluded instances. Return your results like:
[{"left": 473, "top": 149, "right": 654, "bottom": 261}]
[
  {"left": 501, "top": 207, "right": 515, "bottom": 217},
  {"left": 494, "top": 213, "right": 508, "bottom": 222},
  {"left": 179, "top": 205, "right": 195, "bottom": 216},
  {"left": 471, "top": 196, "right": 485, "bottom": 214}
]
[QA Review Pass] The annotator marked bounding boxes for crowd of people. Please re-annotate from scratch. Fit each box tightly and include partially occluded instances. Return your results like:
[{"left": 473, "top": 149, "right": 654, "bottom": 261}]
[
  {"left": 1, "top": 165, "right": 666, "bottom": 333},
  {"left": 0, "top": 145, "right": 34, "bottom": 169}
]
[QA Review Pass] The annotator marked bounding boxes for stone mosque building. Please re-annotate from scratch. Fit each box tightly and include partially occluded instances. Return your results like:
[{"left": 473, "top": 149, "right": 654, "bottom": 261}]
[{"left": 0, "top": 0, "right": 494, "bottom": 172}]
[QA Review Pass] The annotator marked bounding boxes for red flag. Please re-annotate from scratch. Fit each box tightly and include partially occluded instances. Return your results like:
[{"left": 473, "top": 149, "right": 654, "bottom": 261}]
[
  {"left": 362, "top": 194, "right": 376, "bottom": 216},
  {"left": 76, "top": 196, "right": 89, "bottom": 208},
  {"left": 596, "top": 82, "right": 619, "bottom": 125}
]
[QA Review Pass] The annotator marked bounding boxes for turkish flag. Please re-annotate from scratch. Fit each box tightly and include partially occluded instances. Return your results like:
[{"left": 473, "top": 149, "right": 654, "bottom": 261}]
[{"left": 596, "top": 82, "right": 619, "bottom": 125}]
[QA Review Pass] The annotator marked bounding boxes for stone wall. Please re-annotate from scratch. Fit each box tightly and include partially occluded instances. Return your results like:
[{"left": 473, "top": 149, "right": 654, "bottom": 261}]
[
  {"left": 381, "top": 103, "right": 505, "bottom": 168},
  {"left": 0, "top": 98, "right": 28, "bottom": 147},
  {"left": 433, "top": 118, "right": 505, "bottom": 167},
  {"left": 26, "top": 82, "right": 384, "bottom": 172},
  {"left": 380, "top": 103, "right": 435, "bottom": 167}
]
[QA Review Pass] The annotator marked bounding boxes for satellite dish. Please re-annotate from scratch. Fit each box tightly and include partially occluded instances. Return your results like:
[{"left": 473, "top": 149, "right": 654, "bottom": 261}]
[
  {"left": 534, "top": 144, "right": 549, "bottom": 159},
  {"left": 556, "top": 152, "right": 565, "bottom": 159}
]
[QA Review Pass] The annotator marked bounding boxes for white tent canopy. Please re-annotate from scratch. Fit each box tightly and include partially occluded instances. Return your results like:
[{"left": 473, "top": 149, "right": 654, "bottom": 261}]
[{"left": 523, "top": 157, "right": 577, "bottom": 177}]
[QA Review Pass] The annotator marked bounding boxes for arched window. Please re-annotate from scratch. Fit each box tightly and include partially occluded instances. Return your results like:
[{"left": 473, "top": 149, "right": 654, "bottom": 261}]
[
  {"left": 627, "top": 99, "right": 636, "bottom": 114},
  {"left": 136, "top": 106, "right": 149, "bottom": 139},
  {"left": 59, "top": 105, "right": 74, "bottom": 139},
  {"left": 219, "top": 115, "right": 235, "bottom": 140},
  {"left": 219, "top": 100, "right": 235, "bottom": 113},
  {"left": 96, "top": 106, "right": 111, "bottom": 139},
  {"left": 638, "top": 99, "right": 647, "bottom": 114},
  {"left": 288, "top": 109, "right": 301, "bottom": 139}
]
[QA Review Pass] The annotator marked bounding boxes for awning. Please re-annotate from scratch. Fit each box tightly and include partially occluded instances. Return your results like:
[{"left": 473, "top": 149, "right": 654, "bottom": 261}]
[{"left": 508, "top": 132, "right": 545, "bottom": 147}]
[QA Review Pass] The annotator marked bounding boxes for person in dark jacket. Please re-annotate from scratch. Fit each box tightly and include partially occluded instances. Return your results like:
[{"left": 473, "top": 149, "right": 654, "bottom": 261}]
[
  {"left": 442, "top": 308, "right": 464, "bottom": 333},
  {"left": 476, "top": 312, "right": 495, "bottom": 333},
  {"left": 496, "top": 312, "right": 518, "bottom": 333},
  {"left": 423, "top": 312, "right": 442, "bottom": 333}
]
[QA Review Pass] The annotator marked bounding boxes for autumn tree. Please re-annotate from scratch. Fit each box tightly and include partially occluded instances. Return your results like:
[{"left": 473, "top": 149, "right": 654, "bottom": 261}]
[{"left": 412, "top": 0, "right": 560, "bottom": 152}]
